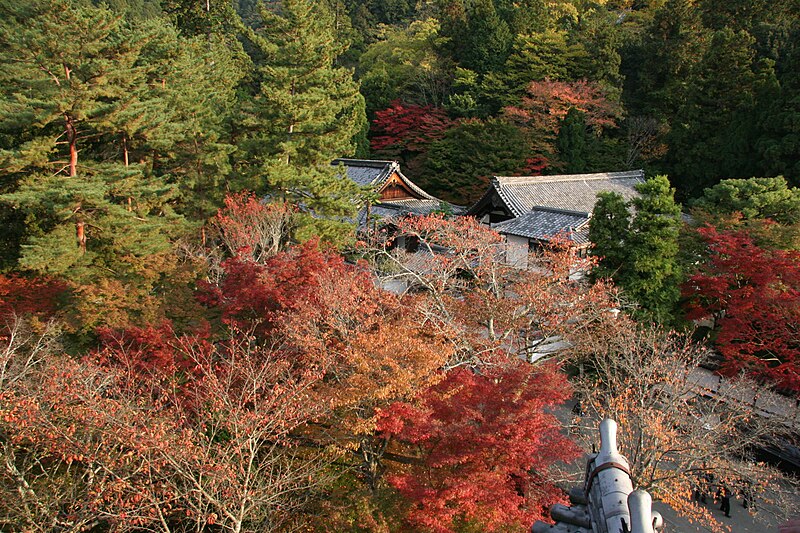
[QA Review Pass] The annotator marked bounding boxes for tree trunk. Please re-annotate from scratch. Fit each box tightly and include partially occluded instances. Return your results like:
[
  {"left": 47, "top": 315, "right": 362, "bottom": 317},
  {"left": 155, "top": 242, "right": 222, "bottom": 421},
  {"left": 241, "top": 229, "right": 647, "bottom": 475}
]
[
  {"left": 122, "top": 134, "right": 129, "bottom": 167},
  {"left": 76, "top": 220, "right": 86, "bottom": 254},
  {"left": 65, "top": 114, "right": 78, "bottom": 177}
]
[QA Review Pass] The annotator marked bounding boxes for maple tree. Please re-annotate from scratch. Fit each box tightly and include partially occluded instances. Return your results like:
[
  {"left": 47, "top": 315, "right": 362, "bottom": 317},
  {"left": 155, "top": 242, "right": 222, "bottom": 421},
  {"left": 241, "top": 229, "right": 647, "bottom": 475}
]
[
  {"left": 377, "top": 364, "right": 577, "bottom": 532},
  {"left": 1, "top": 317, "right": 341, "bottom": 532},
  {"left": 212, "top": 191, "right": 296, "bottom": 264},
  {"left": 369, "top": 101, "right": 454, "bottom": 172},
  {"left": 0, "top": 275, "right": 67, "bottom": 323},
  {"left": 198, "top": 240, "right": 452, "bottom": 490},
  {"left": 366, "top": 215, "right": 617, "bottom": 368},
  {"left": 504, "top": 79, "right": 623, "bottom": 160},
  {"left": 683, "top": 226, "right": 800, "bottom": 394},
  {"left": 357, "top": 215, "right": 620, "bottom": 529}
]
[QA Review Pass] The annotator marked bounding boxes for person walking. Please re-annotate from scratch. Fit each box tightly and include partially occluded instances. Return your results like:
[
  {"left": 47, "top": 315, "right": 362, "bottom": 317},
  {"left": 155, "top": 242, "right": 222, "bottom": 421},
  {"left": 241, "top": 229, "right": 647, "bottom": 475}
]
[{"left": 720, "top": 485, "right": 732, "bottom": 518}]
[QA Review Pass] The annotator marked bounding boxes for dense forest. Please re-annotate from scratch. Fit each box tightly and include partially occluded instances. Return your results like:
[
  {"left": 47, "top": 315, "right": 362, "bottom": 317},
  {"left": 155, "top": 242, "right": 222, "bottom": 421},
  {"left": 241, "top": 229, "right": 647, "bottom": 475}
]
[{"left": 1, "top": 0, "right": 800, "bottom": 531}]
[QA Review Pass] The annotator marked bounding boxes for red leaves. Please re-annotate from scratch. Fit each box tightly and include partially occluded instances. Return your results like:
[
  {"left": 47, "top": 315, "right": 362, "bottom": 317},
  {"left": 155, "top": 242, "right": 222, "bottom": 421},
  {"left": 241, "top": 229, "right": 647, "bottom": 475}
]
[
  {"left": 196, "top": 240, "right": 331, "bottom": 336},
  {"left": 505, "top": 79, "right": 622, "bottom": 135},
  {"left": 370, "top": 100, "right": 454, "bottom": 154},
  {"left": 684, "top": 226, "right": 800, "bottom": 393},
  {"left": 377, "top": 364, "right": 577, "bottom": 532},
  {"left": 214, "top": 191, "right": 295, "bottom": 263},
  {"left": 503, "top": 79, "right": 622, "bottom": 162},
  {"left": 0, "top": 274, "right": 67, "bottom": 322}
]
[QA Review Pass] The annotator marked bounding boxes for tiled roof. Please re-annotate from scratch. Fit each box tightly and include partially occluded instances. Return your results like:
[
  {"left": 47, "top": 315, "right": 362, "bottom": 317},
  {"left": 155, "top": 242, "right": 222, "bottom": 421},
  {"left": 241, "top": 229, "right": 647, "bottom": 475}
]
[
  {"left": 332, "top": 158, "right": 396, "bottom": 187},
  {"left": 335, "top": 159, "right": 464, "bottom": 227},
  {"left": 491, "top": 206, "right": 591, "bottom": 244},
  {"left": 357, "top": 199, "right": 466, "bottom": 227},
  {"left": 471, "top": 170, "right": 645, "bottom": 218},
  {"left": 332, "top": 158, "right": 439, "bottom": 201}
]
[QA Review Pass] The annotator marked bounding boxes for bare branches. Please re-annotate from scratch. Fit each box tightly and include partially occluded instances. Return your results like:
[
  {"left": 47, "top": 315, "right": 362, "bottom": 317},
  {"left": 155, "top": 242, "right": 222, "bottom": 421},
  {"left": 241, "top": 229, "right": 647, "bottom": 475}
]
[{"left": 570, "top": 318, "right": 796, "bottom": 529}]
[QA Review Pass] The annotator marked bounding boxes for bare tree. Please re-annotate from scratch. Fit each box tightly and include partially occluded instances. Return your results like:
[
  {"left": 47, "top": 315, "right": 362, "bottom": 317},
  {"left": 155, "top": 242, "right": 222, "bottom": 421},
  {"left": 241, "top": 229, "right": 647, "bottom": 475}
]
[
  {"left": 362, "top": 215, "right": 619, "bottom": 370},
  {"left": 570, "top": 317, "right": 799, "bottom": 530}
]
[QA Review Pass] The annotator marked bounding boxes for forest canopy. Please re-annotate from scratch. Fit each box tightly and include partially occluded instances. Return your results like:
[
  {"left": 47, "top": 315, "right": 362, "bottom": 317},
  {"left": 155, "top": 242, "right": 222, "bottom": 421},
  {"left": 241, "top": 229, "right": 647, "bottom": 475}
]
[{"left": 1, "top": 0, "right": 799, "bottom": 531}]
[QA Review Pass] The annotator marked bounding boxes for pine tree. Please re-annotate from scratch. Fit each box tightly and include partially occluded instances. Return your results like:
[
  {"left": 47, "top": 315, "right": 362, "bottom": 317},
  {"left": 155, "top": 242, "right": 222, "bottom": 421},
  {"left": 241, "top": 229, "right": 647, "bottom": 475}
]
[
  {"left": 0, "top": 1, "right": 175, "bottom": 274},
  {"left": 0, "top": 0, "right": 241, "bottom": 329},
  {"left": 238, "top": 0, "right": 368, "bottom": 245}
]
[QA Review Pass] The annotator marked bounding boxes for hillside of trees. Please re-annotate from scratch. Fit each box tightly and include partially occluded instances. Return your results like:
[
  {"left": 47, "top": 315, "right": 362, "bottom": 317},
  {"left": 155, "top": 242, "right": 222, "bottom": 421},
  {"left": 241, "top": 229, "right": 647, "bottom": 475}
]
[{"left": 1, "top": 0, "right": 799, "bottom": 531}]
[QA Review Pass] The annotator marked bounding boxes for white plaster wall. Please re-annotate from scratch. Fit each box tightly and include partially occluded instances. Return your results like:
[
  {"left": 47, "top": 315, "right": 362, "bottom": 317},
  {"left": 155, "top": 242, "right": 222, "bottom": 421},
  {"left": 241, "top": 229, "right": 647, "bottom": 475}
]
[{"left": 505, "top": 235, "right": 529, "bottom": 268}]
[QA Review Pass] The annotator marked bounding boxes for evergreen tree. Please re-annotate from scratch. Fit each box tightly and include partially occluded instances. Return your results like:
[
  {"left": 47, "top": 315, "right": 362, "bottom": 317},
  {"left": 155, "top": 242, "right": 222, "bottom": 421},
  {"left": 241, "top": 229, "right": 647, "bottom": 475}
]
[
  {"left": 161, "top": 0, "right": 241, "bottom": 36},
  {"left": 0, "top": 1, "right": 178, "bottom": 275},
  {"left": 668, "top": 28, "right": 768, "bottom": 196},
  {"left": 756, "top": 25, "right": 800, "bottom": 185},
  {"left": 627, "top": 0, "right": 707, "bottom": 120},
  {"left": 623, "top": 175, "right": 683, "bottom": 323},
  {"left": 420, "top": 118, "right": 531, "bottom": 205},
  {"left": 238, "top": 0, "right": 368, "bottom": 244},
  {"left": 0, "top": 0, "right": 241, "bottom": 329},
  {"left": 589, "top": 176, "right": 682, "bottom": 323},
  {"left": 451, "top": 0, "right": 513, "bottom": 74},
  {"left": 482, "top": 29, "right": 590, "bottom": 111},
  {"left": 556, "top": 108, "right": 589, "bottom": 173},
  {"left": 494, "top": 0, "right": 548, "bottom": 34},
  {"left": 589, "top": 191, "right": 630, "bottom": 281},
  {"left": 692, "top": 177, "right": 800, "bottom": 225}
]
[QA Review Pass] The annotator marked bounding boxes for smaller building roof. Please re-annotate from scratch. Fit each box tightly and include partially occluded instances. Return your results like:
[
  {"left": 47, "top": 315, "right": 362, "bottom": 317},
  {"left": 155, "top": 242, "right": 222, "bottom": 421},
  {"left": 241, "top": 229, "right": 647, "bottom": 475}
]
[
  {"left": 333, "top": 158, "right": 438, "bottom": 201},
  {"left": 491, "top": 206, "right": 591, "bottom": 244},
  {"left": 334, "top": 158, "right": 463, "bottom": 227}
]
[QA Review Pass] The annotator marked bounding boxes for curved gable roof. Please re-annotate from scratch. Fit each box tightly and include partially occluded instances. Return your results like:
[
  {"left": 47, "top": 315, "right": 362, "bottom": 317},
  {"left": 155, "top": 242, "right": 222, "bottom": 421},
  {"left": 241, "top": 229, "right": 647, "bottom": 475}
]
[{"left": 332, "top": 158, "right": 438, "bottom": 201}]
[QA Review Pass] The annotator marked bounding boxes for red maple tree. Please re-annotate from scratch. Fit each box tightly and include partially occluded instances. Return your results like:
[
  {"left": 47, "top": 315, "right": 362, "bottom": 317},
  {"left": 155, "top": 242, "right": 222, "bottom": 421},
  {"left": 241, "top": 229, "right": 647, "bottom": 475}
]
[
  {"left": 370, "top": 100, "right": 454, "bottom": 164},
  {"left": 0, "top": 274, "right": 67, "bottom": 322},
  {"left": 503, "top": 79, "right": 622, "bottom": 161},
  {"left": 376, "top": 363, "right": 577, "bottom": 532},
  {"left": 213, "top": 191, "right": 295, "bottom": 263},
  {"left": 684, "top": 226, "right": 800, "bottom": 393},
  {"left": 504, "top": 79, "right": 622, "bottom": 135}
]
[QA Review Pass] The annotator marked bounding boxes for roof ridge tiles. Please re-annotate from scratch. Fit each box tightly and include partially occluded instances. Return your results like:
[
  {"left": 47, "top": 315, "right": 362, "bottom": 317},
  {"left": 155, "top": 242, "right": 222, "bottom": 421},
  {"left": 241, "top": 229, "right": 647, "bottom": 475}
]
[
  {"left": 530, "top": 205, "right": 592, "bottom": 218},
  {"left": 332, "top": 158, "right": 397, "bottom": 168},
  {"left": 493, "top": 170, "right": 644, "bottom": 185}
]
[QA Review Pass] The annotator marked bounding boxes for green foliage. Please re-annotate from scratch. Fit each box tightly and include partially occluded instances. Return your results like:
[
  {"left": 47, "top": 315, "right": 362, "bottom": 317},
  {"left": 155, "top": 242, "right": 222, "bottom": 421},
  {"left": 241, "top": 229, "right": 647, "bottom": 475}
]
[
  {"left": 756, "top": 25, "right": 800, "bottom": 184},
  {"left": 556, "top": 108, "right": 589, "bottom": 173},
  {"left": 95, "top": 0, "right": 162, "bottom": 20},
  {"left": 623, "top": 175, "right": 683, "bottom": 323},
  {"left": 238, "top": 0, "right": 368, "bottom": 246},
  {"left": 668, "top": 28, "right": 770, "bottom": 197},
  {"left": 481, "top": 30, "right": 591, "bottom": 110},
  {"left": 630, "top": 0, "right": 707, "bottom": 120},
  {"left": 494, "top": 0, "right": 548, "bottom": 34},
  {"left": 589, "top": 191, "right": 630, "bottom": 280},
  {"left": 0, "top": 0, "right": 243, "bottom": 330},
  {"left": 446, "top": 0, "right": 513, "bottom": 74},
  {"left": 420, "top": 118, "right": 531, "bottom": 205},
  {"left": 357, "top": 19, "right": 452, "bottom": 116},
  {"left": 589, "top": 176, "right": 682, "bottom": 323},
  {"left": 692, "top": 177, "right": 800, "bottom": 224},
  {"left": 160, "top": 0, "right": 242, "bottom": 36}
]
